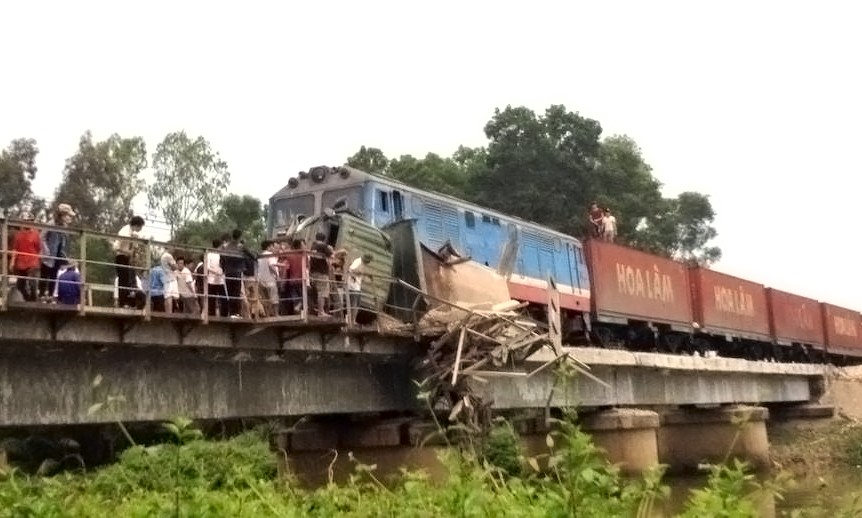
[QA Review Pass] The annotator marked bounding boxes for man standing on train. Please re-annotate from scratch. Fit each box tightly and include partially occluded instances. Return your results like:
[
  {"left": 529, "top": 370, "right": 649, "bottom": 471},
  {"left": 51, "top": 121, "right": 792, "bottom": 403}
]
[
  {"left": 588, "top": 202, "right": 604, "bottom": 238},
  {"left": 602, "top": 207, "right": 617, "bottom": 243}
]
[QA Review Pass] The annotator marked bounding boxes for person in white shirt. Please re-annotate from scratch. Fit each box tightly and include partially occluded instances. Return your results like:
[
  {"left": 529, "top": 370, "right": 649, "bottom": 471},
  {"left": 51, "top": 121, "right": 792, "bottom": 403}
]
[
  {"left": 602, "top": 207, "right": 617, "bottom": 243},
  {"left": 206, "top": 237, "right": 227, "bottom": 317},
  {"left": 161, "top": 252, "right": 179, "bottom": 314},
  {"left": 174, "top": 256, "right": 200, "bottom": 315},
  {"left": 347, "top": 253, "right": 373, "bottom": 325},
  {"left": 256, "top": 240, "right": 280, "bottom": 316}
]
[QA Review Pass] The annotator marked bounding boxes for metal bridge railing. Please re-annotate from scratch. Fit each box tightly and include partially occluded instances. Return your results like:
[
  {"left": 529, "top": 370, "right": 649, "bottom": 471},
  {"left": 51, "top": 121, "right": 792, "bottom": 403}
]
[{"left": 0, "top": 217, "right": 413, "bottom": 330}]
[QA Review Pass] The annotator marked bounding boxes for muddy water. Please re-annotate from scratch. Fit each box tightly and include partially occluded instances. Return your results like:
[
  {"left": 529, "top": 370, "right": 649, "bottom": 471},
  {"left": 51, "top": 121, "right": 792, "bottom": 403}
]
[
  {"left": 285, "top": 447, "right": 862, "bottom": 516},
  {"left": 661, "top": 467, "right": 862, "bottom": 516}
]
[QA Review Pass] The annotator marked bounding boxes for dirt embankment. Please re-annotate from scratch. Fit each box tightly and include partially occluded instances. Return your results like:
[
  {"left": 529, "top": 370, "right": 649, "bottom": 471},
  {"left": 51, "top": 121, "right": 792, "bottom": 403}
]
[{"left": 769, "top": 366, "right": 862, "bottom": 475}]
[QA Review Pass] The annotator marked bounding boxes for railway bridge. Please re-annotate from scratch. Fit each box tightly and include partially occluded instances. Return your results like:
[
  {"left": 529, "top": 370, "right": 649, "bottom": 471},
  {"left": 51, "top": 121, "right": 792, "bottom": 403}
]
[
  {"left": 0, "top": 303, "right": 827, "bottom": 428},
  {"left": 0, "top": 302, "right": 833, "bottom": 475}
]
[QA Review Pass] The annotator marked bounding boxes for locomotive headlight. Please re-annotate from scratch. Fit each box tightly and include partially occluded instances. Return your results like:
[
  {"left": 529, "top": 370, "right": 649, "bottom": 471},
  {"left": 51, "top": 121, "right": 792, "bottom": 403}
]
[
  {"left": 309, "top": 166, "right": 328, "bottom": 183},
  {"left": 288, "top": 178, "right": 299, "bottom": 189}
]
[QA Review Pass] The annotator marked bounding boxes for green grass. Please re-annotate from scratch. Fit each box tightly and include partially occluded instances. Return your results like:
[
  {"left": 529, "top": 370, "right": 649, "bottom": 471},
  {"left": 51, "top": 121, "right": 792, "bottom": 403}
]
[{"left": 0, "top": 415, "right": 807, "bottom": 518}]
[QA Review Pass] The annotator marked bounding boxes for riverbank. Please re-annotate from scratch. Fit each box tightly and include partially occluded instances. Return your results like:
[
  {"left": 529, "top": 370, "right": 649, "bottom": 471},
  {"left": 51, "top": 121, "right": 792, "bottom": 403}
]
[{"left": 768, "top": 366, "right": 862, "bottom": 476}]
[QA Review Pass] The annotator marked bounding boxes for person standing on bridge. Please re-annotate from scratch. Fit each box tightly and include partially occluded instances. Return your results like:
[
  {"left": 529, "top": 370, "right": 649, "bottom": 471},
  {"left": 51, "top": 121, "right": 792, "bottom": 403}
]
[
  {"left": 9, "top": 212, "right": 41, "bottom": 302},
  {"left": 38, "top": 203, "right": 75, "bottom": 303},
  {"left": 308, "top": 233, "right": 334, "bottom": 317},
  {"left": 206, "top": 237, "right": 228, "bottom": 317},
  {"left": 220, "top": 229, "right": 250, "bottom": 319},
  {"left": 257, "top": 240, "right": 279, "bottom": 317},
  {"left": 347, "top": 253, "right": 374, "bottom": 325},
  {"left": 113, "top": 216, "right": 145, "bottom": 309}
]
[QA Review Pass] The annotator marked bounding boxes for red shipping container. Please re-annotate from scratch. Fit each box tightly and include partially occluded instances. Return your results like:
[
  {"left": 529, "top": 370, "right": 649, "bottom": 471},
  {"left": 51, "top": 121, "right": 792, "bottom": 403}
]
[
  {"left": 689, "top": 267, "right": 771, "bottom": 340},
  {"left": 820, "top": 303, "right": 862, "bottom": 354},
  {"left": 765, "top": 288, "right": 825, "bottom": 349},
  {"left": 584, "top": 240, "right": 692, "bottom": 330}
]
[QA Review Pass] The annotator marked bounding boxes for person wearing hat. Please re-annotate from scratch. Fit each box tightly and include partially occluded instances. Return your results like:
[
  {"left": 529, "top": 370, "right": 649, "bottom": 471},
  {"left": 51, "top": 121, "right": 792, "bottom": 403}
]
[
  {"left": 9, "top": 212, "right": 42, "bottom": 302},
  {"left": 39, "top": 203, "right": 75, "bottom": 302}
]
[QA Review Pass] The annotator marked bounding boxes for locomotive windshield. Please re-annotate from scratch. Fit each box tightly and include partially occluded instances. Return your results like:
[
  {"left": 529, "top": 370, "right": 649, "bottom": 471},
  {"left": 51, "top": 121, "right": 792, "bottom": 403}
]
[{"left": 271, "top": 195, "right": 314, "bottom": 233}]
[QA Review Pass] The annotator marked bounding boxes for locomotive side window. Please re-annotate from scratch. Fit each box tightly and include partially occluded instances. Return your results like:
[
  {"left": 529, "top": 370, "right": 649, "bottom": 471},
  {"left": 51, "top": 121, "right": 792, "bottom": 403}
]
[
  {"left": 377, "top": 190, "right": 389, "bottom": 213},
  {"left": 322, "top": 186, "right": 363, "bottom": 214},
  {"left": 464, "top": 211, "right": 476, "bottom": 228},
  {"left": 392, "top": 190, "right": 403, "bottom": 219}
]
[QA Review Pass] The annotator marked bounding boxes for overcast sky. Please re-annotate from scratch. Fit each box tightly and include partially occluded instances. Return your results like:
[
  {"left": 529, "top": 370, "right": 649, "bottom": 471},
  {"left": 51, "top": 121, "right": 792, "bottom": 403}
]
[{"left": 1, "top": 1, "right": 859, "bottom": 309}]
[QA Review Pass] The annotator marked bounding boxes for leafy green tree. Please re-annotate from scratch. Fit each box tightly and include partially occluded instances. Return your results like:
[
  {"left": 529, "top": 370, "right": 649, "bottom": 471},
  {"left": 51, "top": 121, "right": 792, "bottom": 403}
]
[
  {"left": 148, "top": 131, "right": 230, "bottom": 239},
  {"left": 217, "top": 194, "right": 266, "bottom": 248},
  {"left": 346, "top": 145, "right": 389, "bottom": 174},
  {"left": 173, "top": 220, "right": 224, "bottom": 250},
  {"left": 669, "top": 192, "right": 721, "bottom": 266},
  {"left": 54, "top": 132, "right": 147, "bottom": 233},
  {"left": 471, "top": 104, "right": 603, "bottom": 235},
  {"left": 0, "top": 138, "right": 39, "bottom": 217},
  {"left": 590, "top": 135, "right": 664, "bottom": 241},
  {"left": 344, "top": 105, "right": 721, "bottom": 265},
  {"left": 387, "top": 152, "right": 473, "bottom": 197}
]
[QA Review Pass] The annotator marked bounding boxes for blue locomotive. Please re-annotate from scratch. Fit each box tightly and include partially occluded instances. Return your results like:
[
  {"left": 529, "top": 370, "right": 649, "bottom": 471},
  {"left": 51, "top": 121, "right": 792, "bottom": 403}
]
[{"left": 268, "top": 165, "right": 591, "bottom": 326}]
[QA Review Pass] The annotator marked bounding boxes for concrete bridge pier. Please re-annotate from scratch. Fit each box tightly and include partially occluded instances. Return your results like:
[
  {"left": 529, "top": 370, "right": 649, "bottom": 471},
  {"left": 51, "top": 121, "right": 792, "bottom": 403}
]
[
  {"left": 577, "top": 408, "right": 661, "bottom": 474},
  {"left": 657, "top": 405, "right": 770, "bottom": 473},
  {"left": 273, "top": 418, "right": 449, "bottom": 486}
]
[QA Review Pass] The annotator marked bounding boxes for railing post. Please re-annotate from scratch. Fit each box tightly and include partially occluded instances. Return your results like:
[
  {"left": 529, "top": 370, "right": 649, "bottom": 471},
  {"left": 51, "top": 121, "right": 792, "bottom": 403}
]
[
  {"left": 345, "top": 279, "right": 352, "bottom": 327},
  {"left": 202, "top": 248, "right": 210, "bottom": 324},
  {"left": 301, "top": 251, "right": 308, "bottom": 322},
  {"left": 143, "top": 238, "right": 152, "bottom": 321},
  {"left": 78, "top": 230, "right": 87, "bottom": 316},
  {"left": 1, "top": 217, "right": 8, "bottom": 311}
]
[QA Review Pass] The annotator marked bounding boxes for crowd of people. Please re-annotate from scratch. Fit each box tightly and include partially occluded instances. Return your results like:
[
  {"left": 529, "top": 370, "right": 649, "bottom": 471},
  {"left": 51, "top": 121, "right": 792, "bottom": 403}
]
[{"left": 4, "top": 208, "right": 375, "bottom": 325}]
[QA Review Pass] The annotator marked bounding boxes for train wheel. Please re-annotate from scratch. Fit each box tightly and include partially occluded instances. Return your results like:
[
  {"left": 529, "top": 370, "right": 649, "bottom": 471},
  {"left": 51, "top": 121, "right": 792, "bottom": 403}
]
[
  {"left": 592, "top": 326, "right": 617, "bottom": 349},
  {"left": 692, "top": 338, "right": 710, "bottom": 357},
  {"left": 771, "top": 344, "right": 785, "bottom": 363},
  {"left": 659, "top": 334, "right": 684, "bottom": 355}
]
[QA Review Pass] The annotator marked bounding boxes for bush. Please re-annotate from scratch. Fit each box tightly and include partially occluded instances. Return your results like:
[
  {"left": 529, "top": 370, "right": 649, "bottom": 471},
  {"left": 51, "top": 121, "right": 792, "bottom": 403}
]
[{"left": 481, "top": 419, "right": 522, "bottom": 477}]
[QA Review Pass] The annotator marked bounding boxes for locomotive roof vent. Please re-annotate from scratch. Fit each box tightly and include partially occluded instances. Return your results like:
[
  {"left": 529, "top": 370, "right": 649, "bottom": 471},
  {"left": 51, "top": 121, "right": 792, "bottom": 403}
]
[
  {"left": 287, "top": 177, "right": 299, "bottom": 189},
  {"left": 298, "top": 171, "right": 309, "bottom": 180}
]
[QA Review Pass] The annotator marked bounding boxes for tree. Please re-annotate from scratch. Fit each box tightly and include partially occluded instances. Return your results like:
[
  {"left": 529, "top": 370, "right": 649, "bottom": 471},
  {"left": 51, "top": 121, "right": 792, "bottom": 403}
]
[
  {"left": 148, "top": 131, "right": 230, "bottom": 239},
  {"left": 217, "top": 194, "right": 266, "bottom": 248},
  {"left": 173, "top": 194, "right": 266, "bottom": 252},
  {"left": 670, "top": 192, "right": 721, "bottom": 266},
  {"left": 387, "top": 152, "right": 474, "bottom": 197},
  {"left": 471, "top": 104, "right": 603, "bottom": 235},
  {"left": 346, "top": 146, "right": 389, "bottom": 174},
  {"left": 0, "top": 138, "right": 39, "bottom": 216},
  {"left": 172, "top": 219, "right": 225, "bottom": 250},
  {"left": 346, "top": 146, "right": 480, "bottom": 198},
  {"left": 54, "top": 132, "right": 147, "bottom": 232},
  {"left": 590, "top": 135, "right": 664, "bottom": 242},
  {"left": 341, "top": 105, "right": 722, "bottom": 264}
]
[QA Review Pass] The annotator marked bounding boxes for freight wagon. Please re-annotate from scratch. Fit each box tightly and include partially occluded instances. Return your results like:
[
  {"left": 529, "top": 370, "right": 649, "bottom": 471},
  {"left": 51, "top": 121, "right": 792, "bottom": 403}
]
[{"left": 269, "top": 165, "right": 862, "bottom": 364}]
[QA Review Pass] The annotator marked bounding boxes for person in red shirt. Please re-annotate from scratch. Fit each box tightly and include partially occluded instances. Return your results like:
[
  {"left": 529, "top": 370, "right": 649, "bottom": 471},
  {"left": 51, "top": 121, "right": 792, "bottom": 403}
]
[
  {"left": 278, "top": 238, "right": 306, "bottom": 315},
  {"left": 588, "top": 202, "right": 604, "bottom": 239},
  {"left": 9, "top": 213, "right": 42, "bottom": 302}
]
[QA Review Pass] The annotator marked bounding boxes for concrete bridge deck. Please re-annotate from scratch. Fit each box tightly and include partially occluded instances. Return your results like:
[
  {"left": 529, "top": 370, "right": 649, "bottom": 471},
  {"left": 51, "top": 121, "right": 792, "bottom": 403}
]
[{"left": 0, "top": 305, "right": 829, "bottom": 427}]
